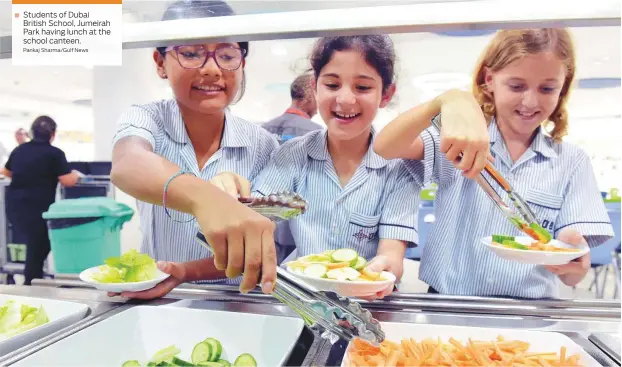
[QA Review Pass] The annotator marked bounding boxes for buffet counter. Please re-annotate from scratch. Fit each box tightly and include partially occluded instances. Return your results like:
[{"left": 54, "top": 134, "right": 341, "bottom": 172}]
[{"left": 0, "top": 281, "right": 619, "bottom": 366}]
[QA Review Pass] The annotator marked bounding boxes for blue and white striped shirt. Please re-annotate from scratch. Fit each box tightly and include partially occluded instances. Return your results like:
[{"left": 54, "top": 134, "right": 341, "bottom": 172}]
[
  {"left": 405, "top": 119, "right": 614, "bottom": 299},
  {"left": 112, "top": 99, "right": 279, "bottom": 284},
  {"left": 252, "top": 129, "right": 419, "bottom": 262}
]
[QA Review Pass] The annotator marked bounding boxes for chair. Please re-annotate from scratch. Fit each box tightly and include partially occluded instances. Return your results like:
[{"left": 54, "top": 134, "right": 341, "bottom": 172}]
[{"left": 587, "top": 207, "right": 621, "bottom": 298}]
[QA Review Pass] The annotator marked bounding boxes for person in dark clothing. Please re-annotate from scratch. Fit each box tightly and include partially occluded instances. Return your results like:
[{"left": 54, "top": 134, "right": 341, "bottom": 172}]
[
  {"left": 1, "top": 116, "right": 81, "bottom": 285},
  {"left": 262, "top": 74, "right": 323, "bottom": 144}
]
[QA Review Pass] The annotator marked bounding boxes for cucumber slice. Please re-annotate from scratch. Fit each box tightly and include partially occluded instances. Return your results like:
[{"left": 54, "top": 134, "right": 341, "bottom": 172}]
[
  {"left": 330, "top": 249, "right": 358, "bottom": 266},
  {"left": 352, "top": 256, "right": 367, "bottom": 270},
  {"left": 150, "top": 345, "right": 181, "bottom": 364},
  {"left": 501, "top": 240, "right": 529, "bottom": 250},
  {"left": 492, "top": 235, "right": 515, "bottom": 243},
  {"left": 191, "top": 342, "right": 213, "bottom": 365},
  {"left": 326, "top": 268, "right": 348, "bottom": 281},
  {"left": 341, "top": 267, "right": 361, "bottom": 280},
  {"left": 198, "top": 362, "right": 225, "bottom": 367},
  {"left": 146, "top": 363, "right": 157, "bottom": 367},
  {"left": 217, "top": 360, "right": 232, "bottom": 367},
  {"left": 203, "top": 338, "right": 223, "bottom": 361},
  {"left": 171, "top": 357, "right": 194, "bottom": 366},
  {"left": 529, "top": 223, "right": 552, "bottom": 244},
  {"left": 156, "top": 362, "right": 174, "bottom": 367},
  {"left": 234, "top": 354, "right": 257, "bottom": 367},
  {"left": 122, "top": 361, "right": 141, "bottom": 367},
  {"left": 303, "top": 264, "right": 327, "bottom": 278}
]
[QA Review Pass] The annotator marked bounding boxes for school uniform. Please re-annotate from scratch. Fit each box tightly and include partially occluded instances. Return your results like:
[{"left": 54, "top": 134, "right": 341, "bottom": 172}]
[
  {"left": 405, "top": 118, "right": 614, "bottom": 298},
  {"left": 252, "top": 129, "right": 419, "bottom": 263},
  {"left": 112, "top": 99, "right": 279, "bottom": 284}
]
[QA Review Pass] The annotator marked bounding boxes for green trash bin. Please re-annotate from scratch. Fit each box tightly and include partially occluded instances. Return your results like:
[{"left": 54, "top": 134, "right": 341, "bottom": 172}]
[{"left": 42, "top": 197, "right": 134, "bottom": 274}]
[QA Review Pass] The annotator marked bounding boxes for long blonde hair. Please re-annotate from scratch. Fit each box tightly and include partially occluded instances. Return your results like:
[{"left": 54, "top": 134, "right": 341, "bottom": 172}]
[{"left": 472, "top": 29, "right": 576, "bottom": 142}]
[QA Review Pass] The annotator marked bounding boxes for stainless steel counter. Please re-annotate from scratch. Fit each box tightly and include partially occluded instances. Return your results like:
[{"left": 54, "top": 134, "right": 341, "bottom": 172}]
[{"left": 0, "top": 282, "right": 620, "bottom": 366}]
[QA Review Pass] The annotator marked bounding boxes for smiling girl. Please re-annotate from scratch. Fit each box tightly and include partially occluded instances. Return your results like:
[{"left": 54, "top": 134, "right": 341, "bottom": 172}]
[
  {"left": 374, "top": 28, "right": 614, "bottom": 298},
  {"left": 247, "top": 35, "right": 422, "bottom": 298},
  {"left": 110, "top": 0, "right": 279, "bottom": 295}
]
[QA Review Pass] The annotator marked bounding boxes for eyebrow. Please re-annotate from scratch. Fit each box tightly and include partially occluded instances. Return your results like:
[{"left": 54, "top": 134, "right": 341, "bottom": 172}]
[
  {"left": 321, "top": 73, "right": 376, "bottom": 81},
  {"left": 508, "top": 77, "right": 560, "bottom": 83}
]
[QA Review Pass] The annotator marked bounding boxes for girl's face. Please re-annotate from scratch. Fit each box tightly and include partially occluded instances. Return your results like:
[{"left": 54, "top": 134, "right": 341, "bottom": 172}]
[
  {"left": 314, "top": 50, "right": 393, "bottom": 142},
  {"left": 485, "top": 51, "right": 566, "bottom": 137},
  {"left": 154, "top": 42, "right": 245, "bottom": 115}
]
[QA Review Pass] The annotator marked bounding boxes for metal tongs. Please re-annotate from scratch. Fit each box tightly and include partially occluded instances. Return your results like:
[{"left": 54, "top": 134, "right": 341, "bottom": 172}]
[
  {"left": 431, "top": 115, "right": 546, "bottom": 240},
  {"left": 196, "top": 191, "right": 385, "bottom": 345}
]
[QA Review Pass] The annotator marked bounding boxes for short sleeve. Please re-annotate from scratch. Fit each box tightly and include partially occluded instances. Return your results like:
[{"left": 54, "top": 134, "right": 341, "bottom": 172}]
[
  {"left": 54, "top": 149, "right": 71, "bottom": 177},
  {"left": 251, "top": 141, "right": 302, "bottom": 197},
  {"left": 554, "top": 154, "right": 614, "bottom": 248},
  {"left": 112, "top": 105, "right": 159, "bottom": 150},
  {"left": 404, "top": 128, "right": 440, "bottom": 186},
  {"left": 378, "top": 162, "right": 420, "bottom": 245},
  {"left": 5, "top": 151, "right": 13, "bottom": 171},
  {"left": 248, "top": 131, "right": 279, "bottom": 181}
]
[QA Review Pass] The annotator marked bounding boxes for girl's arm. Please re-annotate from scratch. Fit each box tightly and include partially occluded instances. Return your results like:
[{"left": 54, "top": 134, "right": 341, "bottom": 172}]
[
  {"left": 374, "top": 89, "right": 490, "bottom": 179},
  {"left": 111, "top": 106, "right": 277, "bottom": 294}
]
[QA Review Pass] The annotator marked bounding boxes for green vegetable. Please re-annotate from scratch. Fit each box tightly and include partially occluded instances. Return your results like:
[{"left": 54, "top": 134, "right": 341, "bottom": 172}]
[
  {"left": 492, "top": 235, "right": 515, "bottom": 243},
  {"left": 122, "top": 361, "right": 141, "bottom": 367},
  {"left": 529, "top": 223, "right": 552, "bottom": 244},
  {"left": 203, "top": 338, "right": 223, "bottom": 361},
  {"left": 303, "top": 264, "right": 328, "bottom": 278},
  {"left": 353, "top": 257, "right": 367, "bottom": 270},
  {"left": 501, "top": 240, "right": 529, "bottom": 250},
  {"left": 149, "top": 345, "right": 181, "bottom": 365},
  {"left": 217, "top": 360, "right": 232, "bottom": 367},
  {"left": 330, "top": 248, "right": 359, "bottom": 266},
  {"left": 0, "top": 300, "right": 49, "bottom": 338},
  {"left": 92, "top": 249, "right": 158, "bottom": 284},
  {"left": 191, "top": 342, "right": 213, "bottom": 365},
  {"left": 171, "top": 357, "right": 194, "bottom": 366},
  {"left": 234, "top": 354, "right": 257, "bottom": 367}
]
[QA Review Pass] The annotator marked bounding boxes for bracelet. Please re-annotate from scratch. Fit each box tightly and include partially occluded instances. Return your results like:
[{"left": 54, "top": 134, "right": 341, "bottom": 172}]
[{"left": 163, "top": 169, "right": 196, "bottom": 223}]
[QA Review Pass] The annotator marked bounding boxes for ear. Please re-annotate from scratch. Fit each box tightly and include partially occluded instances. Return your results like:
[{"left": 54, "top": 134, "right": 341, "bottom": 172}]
[
  {"left": 379, "top": 83, "right": 396, "bottom": 108},
  {"left": 483, "top": 67, "right": 494, "bottom": 91},
  {"left": 153, "top": 50, "right": 167, "bottom": 79}
]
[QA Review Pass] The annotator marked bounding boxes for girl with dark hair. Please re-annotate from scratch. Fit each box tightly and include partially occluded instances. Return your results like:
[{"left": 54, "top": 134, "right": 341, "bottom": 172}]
[
  {"left": 110, "top": 0, "right": 279, "bottom": 296},
  {"left": 2, "top": 115, "right": 81, "bottom": 285}
]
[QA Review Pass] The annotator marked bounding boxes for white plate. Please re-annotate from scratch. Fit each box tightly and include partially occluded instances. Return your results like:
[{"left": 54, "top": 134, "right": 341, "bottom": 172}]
[
  {"left": 14, "top": 305, "right": 305, "bottom": 367},
  {"left": 79, "top": 266, "right": 170, "bottom": 292},
  {"left": 341, "top": 322, "right": 600, "bottom": 367},
  {"left": 286, "top": 266, "right": 396, "bottom": 297},
  {"left": 0, "top": 295, "right": 89, "bottom": 356},
  {"left": 482, "top": 236, "right": 589, "bottom": 265}
]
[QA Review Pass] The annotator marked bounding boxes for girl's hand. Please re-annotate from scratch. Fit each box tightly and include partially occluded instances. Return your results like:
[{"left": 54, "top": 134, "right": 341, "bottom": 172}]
[
  {"left": 358, "top": 255, "right": 400, "bottom": 301},
  {"left": 544, "top": 228, "right": 590, "bottom": 287},
  {"left": 108, "top": 261, "right": 185, "bottom": 300},
  {"left": 209, "top": 172, "right": 251, "bottom": 198},
  {"left": 191, "top": 186, "right": 277, "bottom": 294},
  {"left": 436, "top": 89, "right": 491, "bottom": 179}
]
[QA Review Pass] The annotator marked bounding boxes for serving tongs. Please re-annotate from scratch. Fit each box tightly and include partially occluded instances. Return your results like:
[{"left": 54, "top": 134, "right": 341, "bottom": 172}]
[
  {"left": 196, "top": 191, "right": 385, "bottom": 344},
  {"left": 430, "top": 115, "right": 548, "bottom": 241},
  {"left": 238, "top": 191, "right": 308, "bottom": 223}
]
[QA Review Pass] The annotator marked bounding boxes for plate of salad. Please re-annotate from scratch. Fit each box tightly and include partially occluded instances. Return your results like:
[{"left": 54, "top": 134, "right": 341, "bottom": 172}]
[
  {"left": 284, "top": 249, "right": 395, "bottom": 297},
  {"left": 79, "top": 249, "right": 170, "bottom": 292},
  {"left": 482, "top": 234, "right": 588, "bottom": 265}
]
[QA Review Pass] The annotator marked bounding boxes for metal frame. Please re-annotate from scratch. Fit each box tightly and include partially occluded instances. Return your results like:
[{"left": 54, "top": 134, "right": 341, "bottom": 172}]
[
  {"left": 121, "top": 0, "right": 621, "bottom": 49},
  {"left": 0, "top": 283, "right": 619, "bottom": 366}
]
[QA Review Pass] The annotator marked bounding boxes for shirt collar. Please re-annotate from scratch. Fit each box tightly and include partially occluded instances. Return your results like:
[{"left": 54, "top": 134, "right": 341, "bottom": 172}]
[
  {"left": 162, "top": 100, "right": 251, "bottom": 148},
  {"left": 488, "top": 117, "right": 557, "bottom": 159},
  {"left": 307, "top": 127, "right": 389, "bottom": 169},
  {"left": 285, "top": 107, "right": 310, "bottom": 119}
]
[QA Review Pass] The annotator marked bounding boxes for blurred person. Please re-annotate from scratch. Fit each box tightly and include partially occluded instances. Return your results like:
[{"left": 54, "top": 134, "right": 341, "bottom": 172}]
[
  {"left": 1, "top": 116, "right": 81, "bottom": 285},
  {"left": 15, "top": 128, "right": 30, "bottom": 145},
  {"left": 262, "top": 73, "right": 323, "bottom": 144}
]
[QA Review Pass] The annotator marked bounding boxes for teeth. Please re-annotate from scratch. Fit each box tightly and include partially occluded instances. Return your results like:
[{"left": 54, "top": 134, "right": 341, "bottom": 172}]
[
  {"left": 517, "top": 111, "right": 537, "bottom": 117},
  {"left": 335, "top": 112, "right": 359, "bottom": 119},
  {"left": 195, "top": 85, "right": 223, "bottom": 91}
]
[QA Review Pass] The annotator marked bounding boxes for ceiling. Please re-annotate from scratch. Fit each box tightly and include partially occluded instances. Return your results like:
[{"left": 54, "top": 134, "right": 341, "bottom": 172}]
[{"left": 0, "top": 0, "right": 619, "bottom": 133}]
